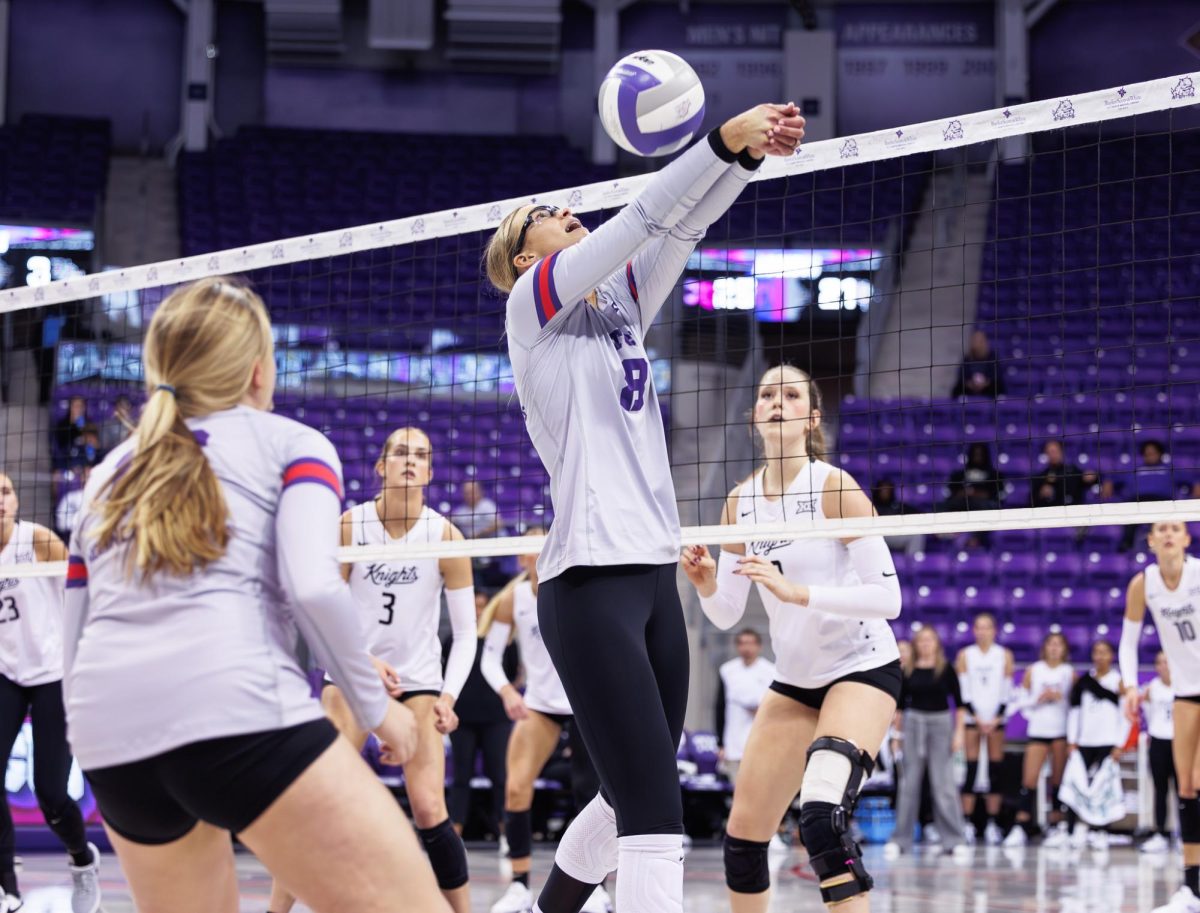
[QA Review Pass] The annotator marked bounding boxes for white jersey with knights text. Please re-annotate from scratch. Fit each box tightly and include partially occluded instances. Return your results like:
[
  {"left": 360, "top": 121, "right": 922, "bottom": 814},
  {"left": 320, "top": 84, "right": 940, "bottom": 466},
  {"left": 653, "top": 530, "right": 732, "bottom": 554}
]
[
  {"left": 1145, "top": 676, "right": 1175, "bottom": 741},
  {"left": 961, "top": 643, "right": 1009, "bottom": 723},
  {"left": 1144, "top": 557, "right": 1200, "bottom": 699},
  {"left": 0, "top": 521, "right": 63, "bottom": 687},
  {"left": 512, "top": 580, "right": 571, "bottom": 716},
  {"left": 346, "top": 501, "right": 448, "bottom": 692},
  {"left": 1022, "top": 660, "right": 1073, "bottom": 739},
  {"left": 735, "top": 460, "right": 900, "bottom": 689}
]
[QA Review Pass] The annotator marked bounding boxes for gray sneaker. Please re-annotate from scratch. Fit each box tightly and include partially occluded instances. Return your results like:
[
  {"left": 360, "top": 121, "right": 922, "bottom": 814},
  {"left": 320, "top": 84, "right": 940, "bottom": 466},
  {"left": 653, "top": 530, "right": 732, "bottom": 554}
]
[{"left": 68, "top": 842, "right": 101, "bottom": 913}]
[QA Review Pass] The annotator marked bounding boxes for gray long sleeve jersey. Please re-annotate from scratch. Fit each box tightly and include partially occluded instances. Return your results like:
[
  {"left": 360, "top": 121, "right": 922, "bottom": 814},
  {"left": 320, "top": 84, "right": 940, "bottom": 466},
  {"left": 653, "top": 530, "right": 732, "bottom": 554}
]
[
  {"left": 64, "top": 406, "right": 389, "bottom": 770},
  {"left": 506, "top": 129, "right": 760, "bottom": 581}
]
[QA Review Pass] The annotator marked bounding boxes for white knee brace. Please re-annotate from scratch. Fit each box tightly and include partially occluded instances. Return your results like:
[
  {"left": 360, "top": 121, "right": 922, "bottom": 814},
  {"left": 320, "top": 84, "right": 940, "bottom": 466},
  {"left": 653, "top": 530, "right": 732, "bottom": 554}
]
[{"left": 554, "top": 793, "right": 619, "bottom": 884}]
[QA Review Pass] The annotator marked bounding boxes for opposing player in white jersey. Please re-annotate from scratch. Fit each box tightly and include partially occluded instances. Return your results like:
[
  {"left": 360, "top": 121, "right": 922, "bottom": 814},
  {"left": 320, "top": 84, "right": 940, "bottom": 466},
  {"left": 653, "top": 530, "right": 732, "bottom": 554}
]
[
  {"left": 319, "top": 426, "right": 476, "bottom": 913},
  {"left": 955, "top": 613, "right": 1013, "bottom": 845},
  {"left": 682, "top": 365, "right": 902, "bottom": 913},
  {"left": 1005, "top": 632, "right": 1073, "bottom": 846},
  {"left": 1141, "top": 651, "right": 1177, "bottom": 854},
  {"left": 487, "top": 103, "right": 805, "bottom": 913},
  {"left": 64, "top": 278, "right": 446, "bottom": 913},
  {"left": 0, "top": 473, "right": 100, "bottom": 913},
  {"left": 480, "top": 530, "right": 606, "bottom": 913},
  {"left": 1121, "top": 522, "right": 1200, "bottom": 912}
]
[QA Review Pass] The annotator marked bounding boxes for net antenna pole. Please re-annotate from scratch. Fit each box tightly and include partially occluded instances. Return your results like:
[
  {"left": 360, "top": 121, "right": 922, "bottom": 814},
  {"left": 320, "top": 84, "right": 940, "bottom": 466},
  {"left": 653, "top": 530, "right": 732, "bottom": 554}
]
[
  {"left": 996, "top": 0, "right": 1033, "bottom": 161},
  {"left": 580, "top": 0, "right": 640, "bottom": 166},
  {"left": 164, "top": 0, "right": 217, "bottom": 165}
]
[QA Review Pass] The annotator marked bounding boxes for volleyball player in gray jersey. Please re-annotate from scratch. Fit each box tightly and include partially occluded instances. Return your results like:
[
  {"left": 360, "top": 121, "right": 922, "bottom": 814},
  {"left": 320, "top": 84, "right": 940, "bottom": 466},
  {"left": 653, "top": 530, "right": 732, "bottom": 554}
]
[
  {"left": 485, "top": 103, "right": 805, "bottom": 913},
  {"left": 64, "top": 279, "right": 448, "bottom": 913}
]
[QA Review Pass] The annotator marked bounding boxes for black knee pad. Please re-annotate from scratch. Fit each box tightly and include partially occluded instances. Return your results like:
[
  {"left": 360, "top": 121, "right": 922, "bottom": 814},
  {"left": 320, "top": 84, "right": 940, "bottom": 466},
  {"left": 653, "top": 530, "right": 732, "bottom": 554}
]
[
  {"left": 723, "top": 834, "right": 770, "bottom": 895},
  {"left": 963, "top": 760, "right": 979, "bottom": 795},
  {"left": 1180, "top": 797, "right": 1200, "bottom": 845},
  {"left": 799, "top": 801, "right": 872, "bottom": 905},
  {"left": 417, "top": 818, "right": 470, "bottom": 890},
  {"left": 505, "top": 808, "right": 533, "bottom": 860},
  {"left": 1017, "top": 787, "right": 1036, "bottom": 817}
]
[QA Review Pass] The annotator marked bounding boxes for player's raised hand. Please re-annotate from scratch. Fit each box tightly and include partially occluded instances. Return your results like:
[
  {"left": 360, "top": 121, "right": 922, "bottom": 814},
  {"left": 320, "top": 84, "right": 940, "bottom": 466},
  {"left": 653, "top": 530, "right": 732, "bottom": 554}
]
[{"left": 681, "top": 544, "right": 717, "bottom": 594}]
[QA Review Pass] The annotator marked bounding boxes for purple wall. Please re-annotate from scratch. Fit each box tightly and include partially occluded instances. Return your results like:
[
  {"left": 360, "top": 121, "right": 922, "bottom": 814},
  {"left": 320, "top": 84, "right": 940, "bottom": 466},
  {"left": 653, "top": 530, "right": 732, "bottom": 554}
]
[
  {"left": 1030, "top": 0, "right": 1199, "bottom": 101},
  {"left": 7, "top": 0, "right": 183, "bottom": 151}
]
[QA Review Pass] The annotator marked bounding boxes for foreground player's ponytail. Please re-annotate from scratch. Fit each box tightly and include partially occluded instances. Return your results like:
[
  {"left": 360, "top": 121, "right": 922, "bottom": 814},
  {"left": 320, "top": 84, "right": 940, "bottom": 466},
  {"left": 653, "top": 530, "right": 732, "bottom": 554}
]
[{"left": 94, "top": 277, "right": 273, "bottom": 578}]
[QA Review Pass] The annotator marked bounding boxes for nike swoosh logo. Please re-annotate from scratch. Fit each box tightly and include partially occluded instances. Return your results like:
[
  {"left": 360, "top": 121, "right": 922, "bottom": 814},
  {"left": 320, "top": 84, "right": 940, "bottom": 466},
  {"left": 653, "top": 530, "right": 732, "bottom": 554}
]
[
  {"left": 882, "top": 572, "right": 896, "bottom": 577},
  {"left": 741, "top": 510, "right": 754, "bottom": 517}
]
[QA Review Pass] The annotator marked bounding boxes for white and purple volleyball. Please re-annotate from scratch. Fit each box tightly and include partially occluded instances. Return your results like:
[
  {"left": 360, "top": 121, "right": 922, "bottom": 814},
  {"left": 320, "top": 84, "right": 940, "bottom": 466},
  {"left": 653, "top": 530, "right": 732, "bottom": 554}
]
[{"left": 598, "top": 50, "right": 706, "bottom": 157}]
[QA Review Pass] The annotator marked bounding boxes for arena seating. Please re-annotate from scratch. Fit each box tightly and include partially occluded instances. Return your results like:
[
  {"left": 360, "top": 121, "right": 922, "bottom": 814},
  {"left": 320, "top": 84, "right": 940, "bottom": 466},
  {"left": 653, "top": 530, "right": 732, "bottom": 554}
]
[{"left": 0, "top": 114, "right": 109, "bottom": 223}]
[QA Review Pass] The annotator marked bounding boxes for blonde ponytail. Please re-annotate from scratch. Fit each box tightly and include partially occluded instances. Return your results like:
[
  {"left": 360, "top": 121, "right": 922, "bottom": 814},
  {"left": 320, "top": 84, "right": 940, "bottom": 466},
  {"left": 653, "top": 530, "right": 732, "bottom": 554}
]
[
  {"left": 477, "top": 571, "right": 529, "bottom": 638},
  {"left": 94, "top": 277, "right": 273, "bottom": 578}
]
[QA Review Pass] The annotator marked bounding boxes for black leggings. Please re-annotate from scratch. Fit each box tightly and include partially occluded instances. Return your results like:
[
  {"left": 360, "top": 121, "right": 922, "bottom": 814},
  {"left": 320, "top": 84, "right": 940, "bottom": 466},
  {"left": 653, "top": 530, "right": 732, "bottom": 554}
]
[
  {"left": 1150, "top": 737, "right": 1176, "bottom": 836},
  {"left": 0, "top": 677, "right": 88, "bottom": 875},
  {"left": 539, "top": 563, "right": 688, "bottom": 837},
  {"left": 448, "top": 719, "right": 511, "bottom": 834}
]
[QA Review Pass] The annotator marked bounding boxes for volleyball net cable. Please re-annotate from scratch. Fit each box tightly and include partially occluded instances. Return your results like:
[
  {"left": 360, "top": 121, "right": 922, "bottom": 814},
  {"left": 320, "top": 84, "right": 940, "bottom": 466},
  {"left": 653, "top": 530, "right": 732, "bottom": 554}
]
[{"left": 2, "top": 70, "right": 1199, "bottom": 577}]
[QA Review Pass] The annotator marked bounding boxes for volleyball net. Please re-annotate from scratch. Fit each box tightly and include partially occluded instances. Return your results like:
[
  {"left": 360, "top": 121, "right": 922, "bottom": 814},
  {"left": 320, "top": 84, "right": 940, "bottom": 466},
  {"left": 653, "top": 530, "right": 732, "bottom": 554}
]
[{"left": 2, "top": 70, "right": 1199, "bottom": 593}]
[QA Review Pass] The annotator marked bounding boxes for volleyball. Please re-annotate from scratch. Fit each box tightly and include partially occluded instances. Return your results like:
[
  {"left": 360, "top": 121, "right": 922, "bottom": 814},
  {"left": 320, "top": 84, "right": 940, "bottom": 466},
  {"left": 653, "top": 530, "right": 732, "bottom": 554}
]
[{"left": 598, "top": 50, "right": 706, "bottom": 157}]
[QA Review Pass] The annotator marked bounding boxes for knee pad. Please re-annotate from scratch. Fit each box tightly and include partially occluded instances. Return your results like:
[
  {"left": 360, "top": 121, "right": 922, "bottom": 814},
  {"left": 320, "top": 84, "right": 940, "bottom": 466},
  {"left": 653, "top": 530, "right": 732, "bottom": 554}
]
[
  {"left": 1180, "top": 797, "right": 1200, "bottom": 845},
  {"left": 723, "top": 834, "right": 770, "bottom": 894},
  {"left": 1017, "top": 787, "right": 1036, "bottom": 817},
  {"left": 798, "top": 737, "right": 874, "bottom": 905},
  {"left": 417, "top": 818, "right": 469, "bottom": 890},
  {"left": 963, "top": 760, "right": 979, "bottom": 795},
  {"left": 505, "top": 808, "right": 533, "bottom": 860},
  {"left": 554, "top": 794, "right": 618, "bottom": 884}
]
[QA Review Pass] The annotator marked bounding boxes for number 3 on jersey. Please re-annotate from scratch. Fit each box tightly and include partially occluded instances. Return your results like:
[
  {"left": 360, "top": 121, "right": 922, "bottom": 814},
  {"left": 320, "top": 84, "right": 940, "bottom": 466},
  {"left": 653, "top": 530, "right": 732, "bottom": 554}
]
[
  {"left": 380, "top": 593, "right": 395, "bottom": 626},
  {"left": 620, "top": 358, "right": 648, "bottom": 412},
  {"left": 0, "top": 597, "right": 16, "bottom": 623}
]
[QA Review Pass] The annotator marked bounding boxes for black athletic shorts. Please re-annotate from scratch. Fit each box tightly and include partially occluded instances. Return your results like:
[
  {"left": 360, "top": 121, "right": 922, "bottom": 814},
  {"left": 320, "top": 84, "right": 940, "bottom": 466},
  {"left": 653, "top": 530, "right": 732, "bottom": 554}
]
[
  {"left": 531, "top": 709, "right": 573, "bottom": 729},
  {"left": 1178, "top": 694, "right": 1200, "bottom": 705},
  {"left": 86, "top": 718, "right": 337, "bottom": 845},
  {"left": 1027, "top": 735, "right": 1065, "bottom": 745},
  {"left": 769, "top": 659, "right": 903, "bottom": 711},
  {"left": 320, "top": 679, "right": 439, "bottom": 704}
]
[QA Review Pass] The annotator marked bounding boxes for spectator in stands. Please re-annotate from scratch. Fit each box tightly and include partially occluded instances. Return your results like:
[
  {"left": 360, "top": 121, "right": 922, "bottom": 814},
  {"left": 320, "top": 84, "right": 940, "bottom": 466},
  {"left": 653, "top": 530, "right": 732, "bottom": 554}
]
[
  {"left": 952, "top": 329, "right": 1005, "bottom": 398},
  {"left": 452, "top": 481, "right": 503, "bottom": 539},
  {"left": 874, "top": 478, "right": 924, "bottom": 554},
  {"left": 55, "top": 466, "right": 89, "bottom": 541},
  {"left": 1031, "top": 439, "right": 1099, "bottom": 508},
  {"left": 1119, "top": 440, "right": 1196, "bottom": 550},
  {"left": 99, "top": 395, "right": 133, "bottom": 454},
  {"left": 65, "top": 424, "right": 103, "bottom": 471},
  {"left": 941, "top": 443, "right": 1003, "bottom": 512},
  {"left": 53, "top": 395, "right": 88, "bottom": 458},
  {"left": 715, "top": 629, "right": 775, "bottom": 786}
]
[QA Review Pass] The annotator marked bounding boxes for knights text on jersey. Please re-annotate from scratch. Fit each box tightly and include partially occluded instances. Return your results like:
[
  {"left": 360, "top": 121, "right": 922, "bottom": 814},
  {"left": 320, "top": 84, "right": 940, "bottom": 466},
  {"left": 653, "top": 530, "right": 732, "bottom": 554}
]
[
  {"left": 0, "top": 522, "right": 63, "bottom": 687},
  {"left": 345, "top": 501, "right": 448, "bottom": 692},
  {"left": 1145, "top": 557, "right": 1200, "bottom": 698},
  {"left": 736, "top": 461, "right": 899, "bottom": 688},
  {"left": 508, "top": 271, "right": 679, "bottom": 581}
]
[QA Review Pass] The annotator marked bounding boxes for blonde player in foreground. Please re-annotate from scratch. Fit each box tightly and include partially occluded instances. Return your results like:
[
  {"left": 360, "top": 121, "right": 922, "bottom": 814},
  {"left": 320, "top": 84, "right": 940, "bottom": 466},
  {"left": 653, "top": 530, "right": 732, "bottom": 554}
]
[
  {"left": 1122, "top": 522, "right": 1200, "bottom": 913},
  {"left": 63, "top": 278, "right": 448, "bottom": 913},
  {"left": 682, "top": 365, "right": 902, "bottom": 913},
  {"left": 487, "top": 103, "right": 804, "bottom": 913}
]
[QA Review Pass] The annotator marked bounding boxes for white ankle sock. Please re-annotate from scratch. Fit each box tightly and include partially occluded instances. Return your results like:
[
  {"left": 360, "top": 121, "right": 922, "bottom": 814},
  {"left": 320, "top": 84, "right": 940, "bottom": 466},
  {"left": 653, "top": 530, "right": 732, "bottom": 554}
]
[{"left": 615, "top": 834, "right": 684, "bottom": 913}]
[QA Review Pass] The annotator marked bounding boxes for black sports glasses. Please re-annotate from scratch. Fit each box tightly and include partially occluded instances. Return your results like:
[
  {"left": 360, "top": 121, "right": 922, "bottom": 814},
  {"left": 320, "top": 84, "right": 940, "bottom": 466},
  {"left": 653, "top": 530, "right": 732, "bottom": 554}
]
[{"left": 512, "top": 205, "right": 560, "bottom": 257}]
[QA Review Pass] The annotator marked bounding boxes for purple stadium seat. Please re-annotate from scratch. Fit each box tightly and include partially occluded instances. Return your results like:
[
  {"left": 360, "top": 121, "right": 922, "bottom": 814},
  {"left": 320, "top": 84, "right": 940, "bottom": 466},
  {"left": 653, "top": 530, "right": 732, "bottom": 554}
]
[
  {"left": 1041, "top": 552, "right": 1085, "bottom": 587},
  {"left": 908, "top": 552, "right": 953, "bottom": 586}
]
